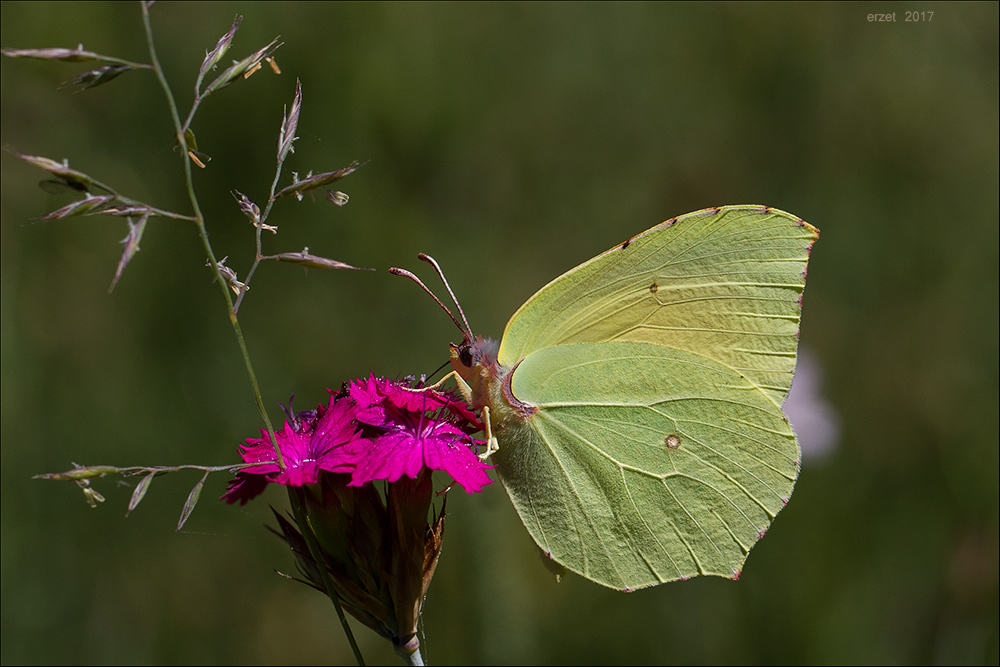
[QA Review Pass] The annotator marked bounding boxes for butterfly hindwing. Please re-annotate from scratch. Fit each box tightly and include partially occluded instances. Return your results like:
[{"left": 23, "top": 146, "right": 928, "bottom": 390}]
[{"left": 493, "top": 341, "right": 798, "bottom": 591}]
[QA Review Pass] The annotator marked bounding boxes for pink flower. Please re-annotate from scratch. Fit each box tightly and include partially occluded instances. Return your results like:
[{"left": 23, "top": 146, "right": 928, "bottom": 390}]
[
  {"left": 222, "top": 375, "right": 490, "bottom": 504},
  {"left": 341, "top": 375, "right": 492, "bottom": 493},
  {"left": 221, "top": 394, "right": 364, "bottom": 505},
  {"left": 225, "top": 375, "right": 490, "bottom": 662}
]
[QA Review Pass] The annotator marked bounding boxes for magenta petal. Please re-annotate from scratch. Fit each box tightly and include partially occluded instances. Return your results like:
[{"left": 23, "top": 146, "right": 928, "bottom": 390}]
[
  {"left": 237, "top": 430, "right": 285, "bottom": 472},
  {"left": 278, "top": 458, "right": 320, "bottom": 486},
  {"left": 222, "top": 391, "right": 365, "bottom": 503},
  {"left": 442, "top": 399, "right": 483, "bottom": 431},
  {"left": 349, "top": 375, "right": 387, "bottom": 426},
  {"left": 345, "top": 410, "right": 492, "bottom": 492},
  {"left": 379, "top": 381, "right": 449, "bottom": 414},
  {"left": 226, "top": 375, "right": 490, "bottom": 505},
  {"left": 274, "top": 397, "right": 365, "bottom": 485},
  {"left": 310, "top": 398, "right": 366, "bottom": 471},
  {"left": 347, "top": 432, "right": 424, "bottom": 486},
  {"left": 423, "top": 436, "right": 492, "bottom": 493},
  {"left": 221, "top": 471, "right": 271, "bottom": 505}
]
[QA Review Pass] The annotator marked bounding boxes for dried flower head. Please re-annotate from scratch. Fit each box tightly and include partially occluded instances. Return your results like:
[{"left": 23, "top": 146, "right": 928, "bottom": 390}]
[
  {"left": 275, "top": 162, "right": 362, "bottom": 200},
  {"left": 62, "top": 64, "right": 132, "bottom": 90},
  {"left": 7, "top": 148, "right": 98, "bottom": 192},
  {"left": 203, "top": 37, "right": 281, "bottom": 95},
  {"left": 200, "top": 15, "right": 242, "bottom": 78},
  {"left": 277, "top": 78, "right": 302, "bottom": 164}
]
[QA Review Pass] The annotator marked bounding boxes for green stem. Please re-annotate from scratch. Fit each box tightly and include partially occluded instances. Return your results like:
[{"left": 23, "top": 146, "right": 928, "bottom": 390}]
[
  {"left": 33, "top": 461, "right": 273, "bottom": 481},
  {"left": 139, "top": 1, "right": 283, "bottom": 470},
  {"left": 94, "top": 55, "right": 154, "bottom": 69},
  {"left": 138, "top": 7, "right": 364, "bottom": 665},
  {"left": 234, "top": 145, "right": 285, "bottom": 313},
  {"left": 288, "top": 486, "right": 366, "bottom": 666},
  {"left": 81, "top": 176, "right": 197, "bottom": 222}
]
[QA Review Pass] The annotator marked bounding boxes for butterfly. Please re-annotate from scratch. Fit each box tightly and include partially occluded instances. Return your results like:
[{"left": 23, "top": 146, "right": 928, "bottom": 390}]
[{"left": 399, "top": 205, "right": 818, "bottom": 591}]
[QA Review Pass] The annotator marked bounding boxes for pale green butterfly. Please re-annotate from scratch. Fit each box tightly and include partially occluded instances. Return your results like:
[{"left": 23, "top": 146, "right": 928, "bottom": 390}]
[{"left": 398, "top": 205, "right": 818, "bottom": 591}]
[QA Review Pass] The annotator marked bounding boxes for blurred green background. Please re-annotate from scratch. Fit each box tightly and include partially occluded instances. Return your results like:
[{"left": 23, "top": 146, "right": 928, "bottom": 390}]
[{"left": 2, "top": 2, "right": 997, "bottom": 664}]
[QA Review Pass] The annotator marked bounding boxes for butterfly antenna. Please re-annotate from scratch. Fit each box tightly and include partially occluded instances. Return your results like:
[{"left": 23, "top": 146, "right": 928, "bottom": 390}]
[
  {"left": 427, "top": 358, "right": 452, "bottom": 383},
  {"left": 417, "top": 253, "right": 474, "bottom": 340},
  {"left": 388, "top": 265, "right": 468, "bottom": 336}
]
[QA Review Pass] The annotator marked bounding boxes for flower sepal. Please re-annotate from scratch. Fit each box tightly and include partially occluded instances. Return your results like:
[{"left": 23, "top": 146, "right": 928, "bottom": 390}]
[{"left": 271, "top": 469, "right": 445, "bottom": 653}]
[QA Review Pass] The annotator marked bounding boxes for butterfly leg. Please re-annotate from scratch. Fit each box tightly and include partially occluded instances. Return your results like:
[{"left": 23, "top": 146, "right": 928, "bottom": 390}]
[
  {"left": 419, "top": 370, "right": 462, "bottom": 392},
  {"left": 479, "top": 405, "right": 500, "bottom": 460},
  {"left": 417, "top": 370, "right": 478, "bottom": 408}
]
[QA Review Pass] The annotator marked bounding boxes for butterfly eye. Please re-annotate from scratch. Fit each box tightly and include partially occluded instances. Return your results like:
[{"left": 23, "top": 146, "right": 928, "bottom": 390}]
[{"left": 458, "top": 345, "right": 474, "bottom": 368}]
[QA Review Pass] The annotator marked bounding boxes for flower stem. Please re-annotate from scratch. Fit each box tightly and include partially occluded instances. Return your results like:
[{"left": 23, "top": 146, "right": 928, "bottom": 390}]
[
  {"left": 139, "top": 1, "right": 284, "bottom": 470},
  {"left": 288, "top": 486, "right": 366, "bottom": 666},
  {"left": 138, "top": 5, "right": 365, "bottom": 663},
  {"left": 395, "top": 636, "right": 425, "bottom": 666},
  {"left": 233, "top": 140, "right": 285, "bottom": 313}
]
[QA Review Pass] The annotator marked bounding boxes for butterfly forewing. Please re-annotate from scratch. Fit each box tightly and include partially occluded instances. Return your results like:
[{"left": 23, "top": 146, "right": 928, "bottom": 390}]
[{"left": 497, "top": 206, "right": 819, "bottom": 406}]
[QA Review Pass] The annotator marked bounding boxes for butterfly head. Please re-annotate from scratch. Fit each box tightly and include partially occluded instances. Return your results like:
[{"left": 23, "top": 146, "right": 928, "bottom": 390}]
[{"left": 449, "top": 336, "right": 499, "bottom": 381}]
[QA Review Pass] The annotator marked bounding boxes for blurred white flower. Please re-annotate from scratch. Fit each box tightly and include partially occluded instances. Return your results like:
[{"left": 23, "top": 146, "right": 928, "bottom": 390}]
[{"left": 785, "top": 347, "right": 840, "bottom": 465}]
